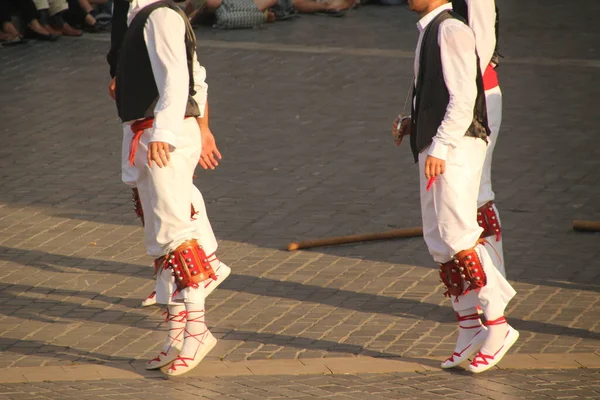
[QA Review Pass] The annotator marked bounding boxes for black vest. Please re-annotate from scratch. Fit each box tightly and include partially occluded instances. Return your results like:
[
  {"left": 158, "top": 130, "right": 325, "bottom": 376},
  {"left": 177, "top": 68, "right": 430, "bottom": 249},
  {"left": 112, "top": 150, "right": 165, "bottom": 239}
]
[
  {"left": 451, "top": 0, "right": 500, "bottom": 66},
  {"left": 410, "top": 10, "right": 489, "bottom": 162},
  {"left": 115, "top": 1, "right": 200, "bottom": 122}
]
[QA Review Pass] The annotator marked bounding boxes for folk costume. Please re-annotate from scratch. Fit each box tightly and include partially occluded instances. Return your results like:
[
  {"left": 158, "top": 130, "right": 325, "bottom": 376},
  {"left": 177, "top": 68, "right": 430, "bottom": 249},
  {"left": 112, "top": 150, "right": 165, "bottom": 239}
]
[
  {"left": 115, "top": 0, "right": 228, "bottom": 376},
  {"left": 409, "top": 3, "right": 517, "bottom": 373},
  {"left": 452, "top": 0, "right": 505, "bottom": 276}
]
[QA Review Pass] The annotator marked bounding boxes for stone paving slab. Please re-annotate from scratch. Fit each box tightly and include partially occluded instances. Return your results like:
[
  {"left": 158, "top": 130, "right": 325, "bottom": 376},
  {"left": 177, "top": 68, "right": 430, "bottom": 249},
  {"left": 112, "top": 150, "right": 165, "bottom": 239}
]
[
  {"left": 0, "top": 0, "right": 599, "bottom": 376},
  {"left": 2, "top": 353, "right": 600, "bottom": 384},
  {"left": 0, "top": 369, "right": 599, "bottom": 400}
]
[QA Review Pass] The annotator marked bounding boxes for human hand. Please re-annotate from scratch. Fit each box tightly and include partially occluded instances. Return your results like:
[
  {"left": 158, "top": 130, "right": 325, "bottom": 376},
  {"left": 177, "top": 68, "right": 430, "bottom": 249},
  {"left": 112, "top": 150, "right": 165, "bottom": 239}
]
[
  {"left": 108, "top": 77, "right": 116, "bottom": 100},
  {"left": 148, "top": 141, "right": 171, "bottom": 168},
  {"left": 392, "top": 115, "right": 411, "bottom": 146},
  {"left": 199, "top": 127, "right": 222, "bottom": 170},
  {"left": 424, "top": 155, "right": 445, "bottom": 180}
]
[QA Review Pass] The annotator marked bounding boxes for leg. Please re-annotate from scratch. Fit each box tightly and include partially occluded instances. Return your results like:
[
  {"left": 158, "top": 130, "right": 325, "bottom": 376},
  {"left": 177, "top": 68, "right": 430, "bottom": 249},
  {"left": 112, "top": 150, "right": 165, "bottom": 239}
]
[
  {"left": 48, "top": 0, "right": 82, "bottom": 36},
  {"left": 467, "top": 239, "right": 518, "bottom": 373},
  {"left": 145, "top": 304, "right": 186, "bottom": 370},
  {"left": 13, "top": 0, "right": 58, "bottom": 39},
  {"left": 477, "top": 86, "right": 505, "bottom": 275},
  {"left": 190, "top": 186, "right": 232, "bottom": 295},
  {"left": 419, "top": 137, "right": 516, "bottom": 370},
  {"left": 133, "top": 120, "right": 201, "bottom": 259},
  {"left": 165, "top": 295, "right": 218, "bottom": 376},
  {"left": 253, "top": 0, "right": 277, "bottom": 11},
  {"left": 137, "top": 181, "right": 229, "bottom": 307}
]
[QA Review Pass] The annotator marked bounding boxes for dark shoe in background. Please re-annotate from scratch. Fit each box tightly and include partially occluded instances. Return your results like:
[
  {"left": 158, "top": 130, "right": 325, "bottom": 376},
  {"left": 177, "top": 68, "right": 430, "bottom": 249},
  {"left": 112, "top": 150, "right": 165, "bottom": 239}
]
[{"left": 24, "top": 29, "right": 59, "bottom": 41}]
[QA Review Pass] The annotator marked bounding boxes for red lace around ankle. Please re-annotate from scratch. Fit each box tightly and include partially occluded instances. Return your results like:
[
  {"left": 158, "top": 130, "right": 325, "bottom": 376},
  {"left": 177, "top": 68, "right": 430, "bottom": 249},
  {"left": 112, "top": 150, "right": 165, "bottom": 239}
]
[
  {"left": 484, "top": 316, "right": 507, "bottom": 326},
  {"left": 168, "top": 310, "right": 209, "bottom": 372},
  {"left": 457, "top": 312, "right": 483, "bottom": 329}
]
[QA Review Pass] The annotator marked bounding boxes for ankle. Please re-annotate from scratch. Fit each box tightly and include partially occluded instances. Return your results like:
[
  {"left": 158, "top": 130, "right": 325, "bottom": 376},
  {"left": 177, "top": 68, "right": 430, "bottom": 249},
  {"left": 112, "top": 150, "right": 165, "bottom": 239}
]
[{"left": 457, "top": 309, "right": 482, "bottom": 329}]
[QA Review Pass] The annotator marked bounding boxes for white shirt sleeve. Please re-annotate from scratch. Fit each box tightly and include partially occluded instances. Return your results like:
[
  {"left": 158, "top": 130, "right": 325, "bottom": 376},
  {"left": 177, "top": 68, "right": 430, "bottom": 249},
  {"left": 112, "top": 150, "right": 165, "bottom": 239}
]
[
  {"left": 143, "top": 7, "right": 189, "bottom": 148},
  {"left": 428, "top": 20, "right": 478, "bottom": 161},
  {"left": 465, "top": 0, "right": 497, "bottom": 72},
  {"left": 191, "top": 53, "right": 209, "bottom": 118}
]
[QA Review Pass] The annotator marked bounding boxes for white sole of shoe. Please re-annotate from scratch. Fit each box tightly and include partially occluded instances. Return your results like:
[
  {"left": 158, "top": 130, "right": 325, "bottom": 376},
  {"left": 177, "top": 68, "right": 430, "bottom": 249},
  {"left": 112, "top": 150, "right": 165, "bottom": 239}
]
[
  {"left": 164, "top": 333, "right": 218, "bottom": 376},
  {"left": 440, "top": 328, "right": 487, "bottom": 369},
  {"left": 468, "top": 328, "right": 520, "bottom": 374},
  {"left": 145, "top": 347, "right": 181, "bottom": 370},
  {"left": 141, "top": 292, "right": 157, "bottom": 307}
]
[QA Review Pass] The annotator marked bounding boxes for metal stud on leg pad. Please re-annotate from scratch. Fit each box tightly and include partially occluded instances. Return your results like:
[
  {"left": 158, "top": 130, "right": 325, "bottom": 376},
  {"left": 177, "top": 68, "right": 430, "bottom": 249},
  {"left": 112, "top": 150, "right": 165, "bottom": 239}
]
[
  {"left": 167, "top": 239, "right": 216, "bottom": 292},
  {"left": 439, "top": 244, "right": 487, "bottom": 297}
]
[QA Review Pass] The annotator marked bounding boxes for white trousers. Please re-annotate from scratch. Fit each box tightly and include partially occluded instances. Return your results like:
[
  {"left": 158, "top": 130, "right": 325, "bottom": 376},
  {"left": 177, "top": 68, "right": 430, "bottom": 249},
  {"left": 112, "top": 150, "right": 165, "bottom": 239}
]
[
  {"left": 122, "top": 118, "right": 217, "bottom": 305},
  {"left": 478, "top": 86, "right": 505, "bottom": 276},
  {"left": 477, "top": 86, "right": 502, "bottom": 207},
  {"left": 418, "top": 136, "right": 515, "bottom": 319}
]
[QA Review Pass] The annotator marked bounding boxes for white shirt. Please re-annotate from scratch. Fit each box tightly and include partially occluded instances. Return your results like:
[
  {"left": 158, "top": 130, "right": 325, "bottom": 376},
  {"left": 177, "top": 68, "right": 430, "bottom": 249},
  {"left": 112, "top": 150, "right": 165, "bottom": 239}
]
[
  {"left": 127, "top": 0, "right": 209, "bottom": 148},
  {"left": 461, "top": 0, "right": 497, "bottom": 72},
  {"left": 413, "top": 3, "right": 478, "bottom": 161}
]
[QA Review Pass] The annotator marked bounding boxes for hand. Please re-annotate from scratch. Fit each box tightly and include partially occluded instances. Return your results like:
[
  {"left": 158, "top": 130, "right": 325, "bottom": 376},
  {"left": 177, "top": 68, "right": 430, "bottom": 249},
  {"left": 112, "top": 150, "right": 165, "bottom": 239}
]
[
  {"left": 108, "top": 77, "right": 116, "bottom": 100},
  {"left": 148, "top": 141, "right": 171, "bottom": 168},
  {"left": 424, "top": 155, "right": 445, "bottom": 180},
  {"left": 199, "top": 126, "right": 222, "bottom": 170},
  {"left": 392, "top": 116, "right": 411, "bottom": 146}
]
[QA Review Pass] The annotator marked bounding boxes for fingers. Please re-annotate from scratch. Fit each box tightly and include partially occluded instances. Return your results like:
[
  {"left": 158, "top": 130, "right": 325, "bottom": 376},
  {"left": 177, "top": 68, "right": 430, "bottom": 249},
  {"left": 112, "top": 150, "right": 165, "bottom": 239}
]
[
  {"left": 213, "top": 147, "right": 222, "bottom": 160},
  {"left": 208, "top": 151, "right": 218, "bottom": 168},
  {"left": 199, "top": 142, "right": 222, "bottom": 170},
  {"left": 108, "top": 78, "right": 116, "bottom": 100},
  {"left": 392, "top": 117, "right": 400, "bottom": 136},
  {"left": 199, "top": 158, "right": 209, "bottom": 170},
  {"left": 395, "top": 134, "right": 403, "bottom": 146},
  {"left": 200, "top": 151, "right": 218, "bottom": 170},
  {"left": 147, "top": 142, "right": 170, "bottom": 168},
  {"left": 160, "top": 143, "right": 170, "bottom": 166},
  {"left": 424, "top": 156, "right": 446, "bottom": 180}
]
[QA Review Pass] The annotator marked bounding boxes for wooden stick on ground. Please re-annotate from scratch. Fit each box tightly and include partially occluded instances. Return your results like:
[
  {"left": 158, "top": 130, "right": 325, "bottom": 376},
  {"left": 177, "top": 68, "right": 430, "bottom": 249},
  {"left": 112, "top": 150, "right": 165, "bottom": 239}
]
[
  {"left": 573, "top": 220, "right": 600, "bottom": 232},
  {"left": 287, "top": 227, "right": 423, "bottom": 251}
]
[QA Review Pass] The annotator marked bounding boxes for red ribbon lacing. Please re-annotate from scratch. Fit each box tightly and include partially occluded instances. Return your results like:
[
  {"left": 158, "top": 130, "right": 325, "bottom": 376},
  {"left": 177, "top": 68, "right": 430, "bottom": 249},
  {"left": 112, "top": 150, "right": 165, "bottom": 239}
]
[
  {"left": 470, "top": 316, "right": 509, "bottom": 367},
  {"left": 457, "top": 312, "right": 482, "bottom": 329},
  {"left": 168, "top": 310, "right": 208, "bottom": 372},
  {"left": 444, "top": 313, "right": 484, "bottom": 363}
]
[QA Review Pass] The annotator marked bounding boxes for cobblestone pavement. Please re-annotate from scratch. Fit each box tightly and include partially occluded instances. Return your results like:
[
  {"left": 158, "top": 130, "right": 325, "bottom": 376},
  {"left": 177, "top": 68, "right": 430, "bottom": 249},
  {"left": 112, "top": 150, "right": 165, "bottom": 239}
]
[
  {"left": 0, "top": 0, "right": 599, "bottom": 396},
  {"left": 1, "top": 369, "right": 600, "bottom": 400}
]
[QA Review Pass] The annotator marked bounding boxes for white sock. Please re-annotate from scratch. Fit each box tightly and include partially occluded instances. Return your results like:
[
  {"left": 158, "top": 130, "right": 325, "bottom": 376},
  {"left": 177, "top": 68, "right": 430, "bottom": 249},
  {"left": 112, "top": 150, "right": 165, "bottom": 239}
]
[
  {"left": 452, "top": 308, "right": 483, "bottom": 352},
  {"left": 179, "top": 301, "right": 210, "bottom": 359},
  {"left": 162, "top": 304, "right": 186, "bottom": 353},
  {"left": 478, "top": 316, "right": 509, "bottom": 356}
]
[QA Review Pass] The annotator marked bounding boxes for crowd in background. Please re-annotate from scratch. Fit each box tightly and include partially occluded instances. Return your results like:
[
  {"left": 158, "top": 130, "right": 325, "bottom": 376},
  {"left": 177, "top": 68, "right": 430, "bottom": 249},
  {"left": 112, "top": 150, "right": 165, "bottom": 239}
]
[{"left": 1, "top": 0, "right": 407, "bottom": 46}]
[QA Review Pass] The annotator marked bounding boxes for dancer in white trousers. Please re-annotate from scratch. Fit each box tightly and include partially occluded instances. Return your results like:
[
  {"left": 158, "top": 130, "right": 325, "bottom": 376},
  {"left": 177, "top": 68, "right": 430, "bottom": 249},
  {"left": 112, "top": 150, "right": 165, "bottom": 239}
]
[
  {"left": 451, "top": 0, "right": 505, "bottom": 275},
  {"left": 394, "top": 0, "right": 518, "bottom": 373},
  {"left": 115, "top": 0, "right": 229, "bottom": 376}
]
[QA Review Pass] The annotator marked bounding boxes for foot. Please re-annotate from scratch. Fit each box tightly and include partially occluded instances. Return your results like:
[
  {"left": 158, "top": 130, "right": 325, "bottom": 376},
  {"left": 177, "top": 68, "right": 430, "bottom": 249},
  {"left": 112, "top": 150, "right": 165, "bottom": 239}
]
[
  {"left": 145, "top": 346, "right": 181, "bottom": 370},
  {"left": 468, "top": 325, "right": 519, "bottom": 373},
  {"left": 60, "top": 23, "right": 83, "bottom": 37},
  {"left": 42, "top": 24, "right": 62, "bottom": 36},
  {"left": 441, "top": 312, "right": 487, "bottom": 369},
  {"left": 141, "top": 291, "right": 157, "bottom": 307},
  {"left": 25, "top": 28, "right": 59, "bottom": 41},
  {"left": 146, "top": 305, "right": 187, "bottom": 370},
  {"left": 203, "top": 262, "right": 231, "bottom": 297},
  {"left": 165, "top": 330, "right": 217, "bottom": 376}
]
